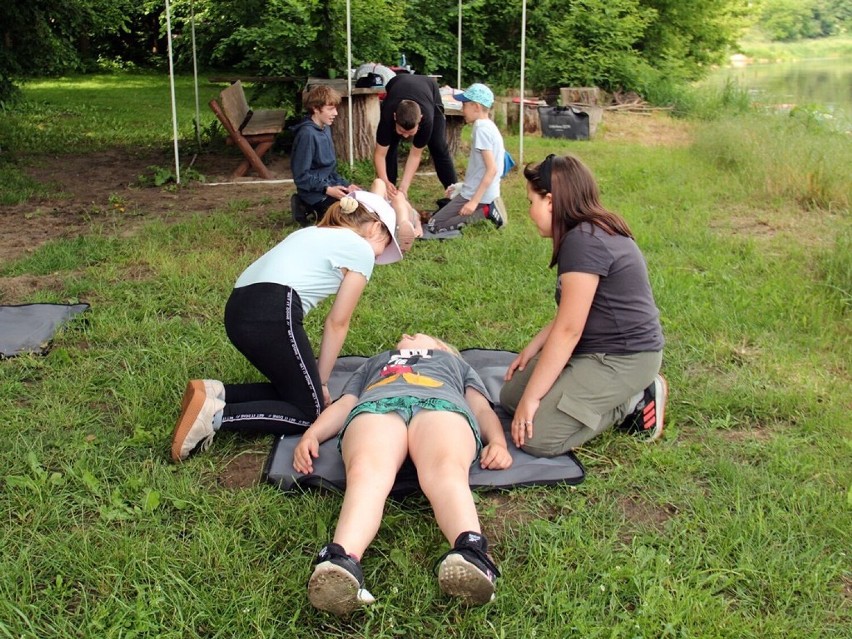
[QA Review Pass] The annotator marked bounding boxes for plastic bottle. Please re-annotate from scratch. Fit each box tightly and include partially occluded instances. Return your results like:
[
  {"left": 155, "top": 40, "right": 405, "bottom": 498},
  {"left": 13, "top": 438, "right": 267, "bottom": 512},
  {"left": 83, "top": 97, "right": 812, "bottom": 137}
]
[{"left": 400, "top": 53, "right": 406, "bottom": 68}]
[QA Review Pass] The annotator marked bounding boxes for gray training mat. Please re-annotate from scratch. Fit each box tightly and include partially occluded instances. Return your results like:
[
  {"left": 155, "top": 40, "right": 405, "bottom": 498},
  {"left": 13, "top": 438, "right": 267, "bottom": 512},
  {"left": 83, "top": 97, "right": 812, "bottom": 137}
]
[
  {"left": 0, "top": 303, "right": 90, "bottom": 358},
  {"left": 263, "top": 349, "right": 585, "bottom": 496}
]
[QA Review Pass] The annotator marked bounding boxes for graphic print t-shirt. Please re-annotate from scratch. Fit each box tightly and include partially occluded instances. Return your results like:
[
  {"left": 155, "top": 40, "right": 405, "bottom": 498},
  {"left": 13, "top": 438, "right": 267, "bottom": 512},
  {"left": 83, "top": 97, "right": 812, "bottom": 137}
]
[{"left": 341, "top": 349, "right": 490, "bottom": 426}]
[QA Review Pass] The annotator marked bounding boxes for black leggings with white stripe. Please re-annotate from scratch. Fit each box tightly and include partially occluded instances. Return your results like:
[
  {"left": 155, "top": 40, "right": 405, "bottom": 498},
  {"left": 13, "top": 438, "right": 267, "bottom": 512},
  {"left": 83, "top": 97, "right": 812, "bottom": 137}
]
[{"left": 221, "top": 283, "right": 322, "bottom": 435}]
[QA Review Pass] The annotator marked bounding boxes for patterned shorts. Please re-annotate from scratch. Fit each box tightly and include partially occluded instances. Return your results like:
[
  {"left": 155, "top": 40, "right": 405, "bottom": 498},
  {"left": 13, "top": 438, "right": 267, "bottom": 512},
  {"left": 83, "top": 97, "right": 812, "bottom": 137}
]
[{"left": 338, "top": 395, "right": 482, "bottom": 460}]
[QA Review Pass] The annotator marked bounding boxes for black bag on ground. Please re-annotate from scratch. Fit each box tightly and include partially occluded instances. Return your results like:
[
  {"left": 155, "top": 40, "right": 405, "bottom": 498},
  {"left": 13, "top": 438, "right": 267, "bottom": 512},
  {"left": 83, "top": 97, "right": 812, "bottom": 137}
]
[{"left": 539, "top": 106, "right": 590, "bottom": 140}]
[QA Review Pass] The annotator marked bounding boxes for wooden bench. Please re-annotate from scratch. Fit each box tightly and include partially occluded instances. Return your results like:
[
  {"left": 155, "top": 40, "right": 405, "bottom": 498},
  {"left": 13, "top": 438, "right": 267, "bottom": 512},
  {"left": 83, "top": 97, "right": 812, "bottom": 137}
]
[{"left": 208, "top": 80, "right": 286, "bottom": 179}]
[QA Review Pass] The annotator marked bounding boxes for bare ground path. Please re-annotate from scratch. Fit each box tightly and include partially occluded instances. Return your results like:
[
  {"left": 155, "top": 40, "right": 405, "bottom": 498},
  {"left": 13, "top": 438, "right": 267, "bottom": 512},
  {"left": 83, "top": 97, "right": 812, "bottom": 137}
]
[{"left": 0, "top": 112, "right": 692, "bottom": 304}]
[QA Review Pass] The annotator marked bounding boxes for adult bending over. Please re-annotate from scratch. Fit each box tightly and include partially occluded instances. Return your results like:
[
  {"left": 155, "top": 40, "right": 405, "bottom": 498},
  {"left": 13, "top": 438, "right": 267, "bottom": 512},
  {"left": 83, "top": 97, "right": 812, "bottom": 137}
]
[
  {"left": 294, "top": 333, "right": 512, "bottom": 615},
  {"left": 373, "top": 74, "right": 457, "bottom": 200},
  {"left": 501, "top": 154, "right": 667, "bottom": 457},
  {"left": 170, "top": 195, "right": 402, "bottom": 463}
]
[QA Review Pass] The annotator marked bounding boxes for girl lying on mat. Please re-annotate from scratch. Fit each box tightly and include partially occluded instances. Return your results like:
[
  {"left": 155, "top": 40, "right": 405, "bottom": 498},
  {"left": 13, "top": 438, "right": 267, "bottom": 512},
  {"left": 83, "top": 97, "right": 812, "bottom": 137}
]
[{"left": 292, "top": 332, "right": 512, "bottom": 615}]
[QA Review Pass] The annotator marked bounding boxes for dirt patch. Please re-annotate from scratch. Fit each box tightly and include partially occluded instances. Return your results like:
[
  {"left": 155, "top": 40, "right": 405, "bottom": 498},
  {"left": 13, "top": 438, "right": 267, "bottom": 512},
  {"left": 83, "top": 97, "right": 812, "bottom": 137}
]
[
  {"left": 598, "top": 110, "right": 694, "bottom": 147},
  {"left": 0, "top": 112, "right": 698, "bottom": 307},
  {"left": 618, "top": 495, "right": 678, "bottom": 543},
  {"left": 0, "top": 147, "right": 296, "bottom": 302},
  {"left": 217, "top": 452, "right": 268, "bottom": 489}
]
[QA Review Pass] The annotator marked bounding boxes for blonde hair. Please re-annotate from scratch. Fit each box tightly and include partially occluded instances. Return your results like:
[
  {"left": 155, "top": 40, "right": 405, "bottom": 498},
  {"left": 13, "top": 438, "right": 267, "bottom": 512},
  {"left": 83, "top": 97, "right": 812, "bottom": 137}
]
[
  {"left": 318, "top": 196, "right": 392, "bottom": 244},
  {"left": 432, "top": 336, "right": 461, "bottom": 358}
]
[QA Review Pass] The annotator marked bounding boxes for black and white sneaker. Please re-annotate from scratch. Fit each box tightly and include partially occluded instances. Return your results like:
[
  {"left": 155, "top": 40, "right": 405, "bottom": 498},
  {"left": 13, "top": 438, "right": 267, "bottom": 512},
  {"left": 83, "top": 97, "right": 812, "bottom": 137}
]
[
  {"left": 616, "top": 375, "right": 668, "bottom": 442},
  {"left": 307, "top": 543, "right": 375, "bottom": 615},
  {"left": 436, "top": 532, "right": 500, "bottom": 605},
  {"left": 489, "top": 196, "right": 508, "bottom": 228},
  {"left": 290, "top": 193, "right": 316, "bottom": 227},
  {"left": 484, "top": 200, "right": 505, "bottom": 229}
]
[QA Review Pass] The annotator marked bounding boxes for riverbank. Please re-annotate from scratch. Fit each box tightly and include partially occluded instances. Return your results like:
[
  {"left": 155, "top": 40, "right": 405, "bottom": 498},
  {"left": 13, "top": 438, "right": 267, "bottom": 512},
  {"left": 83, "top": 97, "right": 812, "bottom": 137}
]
[{"left": 734, "top": 33, "right": 852, "bottom": 63}]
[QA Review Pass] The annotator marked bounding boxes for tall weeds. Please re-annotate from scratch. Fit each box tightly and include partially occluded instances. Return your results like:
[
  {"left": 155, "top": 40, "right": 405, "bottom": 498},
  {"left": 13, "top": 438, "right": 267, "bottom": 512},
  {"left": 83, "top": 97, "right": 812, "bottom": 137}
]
[{"left": 692, "top": 111, "right": 851, "bottom": 211}]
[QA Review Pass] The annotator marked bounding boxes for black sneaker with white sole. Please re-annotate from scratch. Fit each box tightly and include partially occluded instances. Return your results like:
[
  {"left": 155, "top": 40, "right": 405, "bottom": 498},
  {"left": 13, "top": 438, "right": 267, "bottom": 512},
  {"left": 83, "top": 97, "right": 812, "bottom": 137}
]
[
  {"left": 291, "top": 193, "right": 316, "bottom": 227},
  {"left": 307, "top": 543, "right": 375, "bottom": 615},
  {"left": 485, "top": 201, "right": 505, "bottom": 229},
  {"left": 436, "top": 532, "right": 500, "bottom": 605},
  {"left": 616, "top": 374, "right": 668, "bottom": 442}
]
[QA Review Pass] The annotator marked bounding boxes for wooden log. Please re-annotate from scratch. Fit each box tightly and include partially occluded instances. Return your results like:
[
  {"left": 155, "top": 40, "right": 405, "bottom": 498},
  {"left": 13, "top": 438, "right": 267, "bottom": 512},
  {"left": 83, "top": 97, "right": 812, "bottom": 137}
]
[
  {"left": 444, "top": 114, "right": 465, "bottom": 157},
  {"left": 329, "top": 92, "right": 381, "bottom": 162},
  {"left": 560, "top": 87, "right": 601, "bottom": 106}
]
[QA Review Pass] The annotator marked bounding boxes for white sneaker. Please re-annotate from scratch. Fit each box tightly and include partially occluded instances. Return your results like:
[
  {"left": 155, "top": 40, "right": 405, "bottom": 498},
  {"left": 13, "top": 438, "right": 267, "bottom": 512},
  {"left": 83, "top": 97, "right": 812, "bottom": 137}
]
[
  {"left": 171, "top": 380, "right": 226, "bottom": 462},
  {"left": 179, "top": 379, "right": 224, "bottom": 416}
]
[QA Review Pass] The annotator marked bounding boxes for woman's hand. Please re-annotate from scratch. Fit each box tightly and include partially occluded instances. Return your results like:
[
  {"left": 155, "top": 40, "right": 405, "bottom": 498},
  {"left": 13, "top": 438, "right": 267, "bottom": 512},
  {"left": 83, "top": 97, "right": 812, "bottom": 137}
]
[
  {"left": 293, "top": 433, "right": 320, "bottom": 474},
  {"left": 505, "top": 344, "right": 539, "bottom": 381},
  {"left": 322, "top": 384, "right": 331, "bottom": 407},
  {"left": 480, "top": 443, "right": 513, "bottom": 470},
  {"left": 511, "top": 397, "right": 540, "bottom": 448}
]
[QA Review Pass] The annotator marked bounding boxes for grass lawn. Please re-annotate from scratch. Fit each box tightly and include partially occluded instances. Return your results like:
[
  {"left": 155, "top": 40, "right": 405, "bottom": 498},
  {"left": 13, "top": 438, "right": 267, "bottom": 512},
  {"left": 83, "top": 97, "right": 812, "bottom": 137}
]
[{"left": 0, "top": 72, "right": 850, "bottom": 638}]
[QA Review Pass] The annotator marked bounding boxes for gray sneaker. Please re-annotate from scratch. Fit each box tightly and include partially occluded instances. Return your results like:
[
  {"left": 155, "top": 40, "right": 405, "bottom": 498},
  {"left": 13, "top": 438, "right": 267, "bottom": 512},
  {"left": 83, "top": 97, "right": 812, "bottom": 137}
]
[{"left": 171, "top": 380, "right": 226, "bottom": 462}]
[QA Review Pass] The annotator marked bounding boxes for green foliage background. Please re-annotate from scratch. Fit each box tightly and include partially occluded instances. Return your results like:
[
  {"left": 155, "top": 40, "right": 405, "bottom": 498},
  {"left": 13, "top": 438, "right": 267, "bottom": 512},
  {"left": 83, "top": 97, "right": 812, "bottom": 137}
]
[{"left": 0, "top": 0, "right": 756, "bottom": 104}]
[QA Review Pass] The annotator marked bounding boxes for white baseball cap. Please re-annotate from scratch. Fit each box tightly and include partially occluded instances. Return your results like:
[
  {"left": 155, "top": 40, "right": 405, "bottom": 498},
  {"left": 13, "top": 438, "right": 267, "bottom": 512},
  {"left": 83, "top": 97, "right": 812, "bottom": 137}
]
[{"left": 352, "top": 191, "right": 403, "bottom": 265}]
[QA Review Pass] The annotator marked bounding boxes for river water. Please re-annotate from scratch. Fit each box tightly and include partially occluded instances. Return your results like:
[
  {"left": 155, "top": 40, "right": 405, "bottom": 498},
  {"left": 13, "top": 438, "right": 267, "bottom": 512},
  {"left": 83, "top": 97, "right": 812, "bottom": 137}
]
[{"left": 705, "top": 57, "right": 852, "bottom": 130}]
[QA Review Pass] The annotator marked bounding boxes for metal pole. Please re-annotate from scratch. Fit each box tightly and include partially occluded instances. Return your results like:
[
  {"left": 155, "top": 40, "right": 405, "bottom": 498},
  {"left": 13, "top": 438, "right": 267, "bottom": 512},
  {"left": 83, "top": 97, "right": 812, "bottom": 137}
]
[
  {"left": 165, "top": 0, "right": 181, "bottom": 184},
  {"left": 519, "top": 0, "right": 527, "bottom": 165},
  {"left": 346, "top": 0, "right": 354, "bottom": 168},
  {"left": 457, "top": 0, "right": 462, "bottom": 89},
  {"left": 190, "top": 0, "right": 201, "bottom": 149}
]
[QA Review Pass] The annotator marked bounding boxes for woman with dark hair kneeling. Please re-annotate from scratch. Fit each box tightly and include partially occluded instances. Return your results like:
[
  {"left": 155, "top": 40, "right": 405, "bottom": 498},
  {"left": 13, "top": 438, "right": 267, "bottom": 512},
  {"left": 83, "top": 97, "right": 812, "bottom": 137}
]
[{"left": 502, "top": 154, "right": 667, "bottom": 457}]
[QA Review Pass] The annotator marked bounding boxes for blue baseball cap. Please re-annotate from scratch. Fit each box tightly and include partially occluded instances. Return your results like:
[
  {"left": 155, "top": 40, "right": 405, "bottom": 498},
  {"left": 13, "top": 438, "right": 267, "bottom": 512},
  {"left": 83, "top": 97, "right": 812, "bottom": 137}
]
[{"left": 454, "top": 83, "right": 494, "bottom": 108}]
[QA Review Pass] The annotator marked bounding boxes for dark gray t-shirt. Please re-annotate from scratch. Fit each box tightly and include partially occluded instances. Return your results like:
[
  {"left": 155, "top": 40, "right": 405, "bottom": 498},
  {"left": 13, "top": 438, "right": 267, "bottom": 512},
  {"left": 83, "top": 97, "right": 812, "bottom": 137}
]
[
  {"left": 342, "top": 349, "right": 491, "bottom": 426},
  {"left": 556, "top": 222, "right": 664, "bottom": 354}
]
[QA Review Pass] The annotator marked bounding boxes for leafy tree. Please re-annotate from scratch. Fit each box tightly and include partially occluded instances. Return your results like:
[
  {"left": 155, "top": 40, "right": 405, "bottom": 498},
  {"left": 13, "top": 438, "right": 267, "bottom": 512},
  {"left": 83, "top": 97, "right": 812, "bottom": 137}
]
[
  {"left": 525, "top": 0, "right": 656, "bottom": 91},
  {"left": 0, "top": 0, "right": 139, "bottom": 102},
  {"left": 757, "top": 0, "right": 852, "bottom": 41},
  {"left": 636, "top": 0, "right": 749, "bottom": 80}
]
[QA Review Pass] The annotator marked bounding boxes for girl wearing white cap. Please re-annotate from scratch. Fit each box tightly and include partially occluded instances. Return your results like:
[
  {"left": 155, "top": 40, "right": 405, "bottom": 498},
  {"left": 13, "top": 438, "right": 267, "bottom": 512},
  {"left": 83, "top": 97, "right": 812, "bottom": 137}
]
[{"left": 171, "top": 195, "right": 402, "bottom": 462}]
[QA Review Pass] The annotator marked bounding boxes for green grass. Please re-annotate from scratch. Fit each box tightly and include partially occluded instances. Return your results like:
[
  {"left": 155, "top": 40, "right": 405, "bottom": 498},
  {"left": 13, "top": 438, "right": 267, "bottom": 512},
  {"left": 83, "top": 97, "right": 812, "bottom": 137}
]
[
  {"left": 0, "top": 72, "right": 850, "bottom": 638},
  {"left": 738, "top": 34, "right": 852, "bottom": 62}
]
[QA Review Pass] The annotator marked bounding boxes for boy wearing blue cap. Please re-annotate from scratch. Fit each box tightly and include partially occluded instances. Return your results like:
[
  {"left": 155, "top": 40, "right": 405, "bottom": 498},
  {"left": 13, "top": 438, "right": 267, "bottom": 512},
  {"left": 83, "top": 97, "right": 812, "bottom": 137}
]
[{"left": 427, "top": 83, "right": 507, "bottom": 233}]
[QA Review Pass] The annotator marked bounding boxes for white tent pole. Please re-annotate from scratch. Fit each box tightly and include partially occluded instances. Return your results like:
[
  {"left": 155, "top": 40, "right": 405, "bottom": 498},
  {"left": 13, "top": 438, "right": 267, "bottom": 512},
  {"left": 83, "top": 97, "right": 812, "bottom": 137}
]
[
  {"left": 346, "top": 0, "right": 354, "bottom": 168},
  {"left": 457, "top": 0, "right": 462, "bottom": 89},
  {"left": 190, "top": 0, "right": 201, "bottom": 149},
  {"left": 165, "top": 0, "right": 181, "bottom": 184},
  {"left": 519, "top": 0, "right": 527, "bottom": 165}
]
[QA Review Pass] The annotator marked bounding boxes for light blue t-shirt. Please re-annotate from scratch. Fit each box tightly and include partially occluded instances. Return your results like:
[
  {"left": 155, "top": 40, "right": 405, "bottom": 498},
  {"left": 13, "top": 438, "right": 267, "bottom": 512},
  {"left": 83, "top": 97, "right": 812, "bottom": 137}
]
[
  {"left": 460, "top": 118, "right": 504, "bottom": 204},
  {"left": 234, "top": 226, "right": 375, "bottom": 313}
]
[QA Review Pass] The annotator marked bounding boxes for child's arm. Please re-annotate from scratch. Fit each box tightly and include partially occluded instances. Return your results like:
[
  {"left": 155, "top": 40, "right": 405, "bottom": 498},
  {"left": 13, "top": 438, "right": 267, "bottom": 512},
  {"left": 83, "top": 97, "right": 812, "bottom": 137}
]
[
  {"left": 459, "top": 148, "right": 497, "bottom": 217},
  {"left": 316, "top": 269, "right": 368, "bottom": 405},
  {"left": 293, "top": 393, "right": 359, "bottom": 474},
  {"left": 465, "top": 387, "right": 513, "bottom": 470}
]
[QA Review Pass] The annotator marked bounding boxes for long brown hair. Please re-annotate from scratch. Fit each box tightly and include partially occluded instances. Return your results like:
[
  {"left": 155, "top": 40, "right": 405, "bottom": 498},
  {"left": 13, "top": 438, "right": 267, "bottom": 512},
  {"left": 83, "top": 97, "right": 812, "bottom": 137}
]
[{"left": 524, "top": 154, "right": 633, "bottom": 268}]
